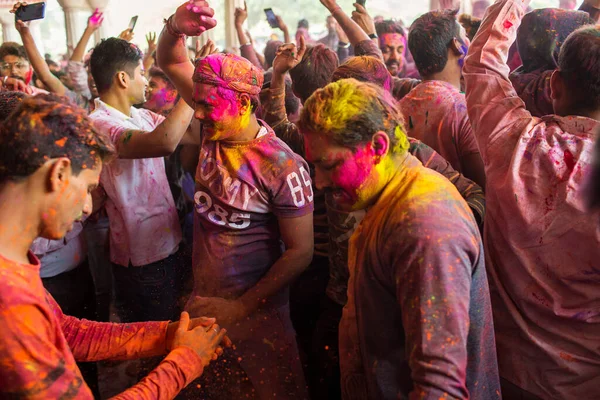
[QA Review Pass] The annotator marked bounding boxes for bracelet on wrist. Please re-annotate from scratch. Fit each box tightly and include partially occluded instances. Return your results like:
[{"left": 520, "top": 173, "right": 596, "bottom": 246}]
[
  {"left": 369, "top": 33, "right": 378, "bottom": 39},
  {"left": 338, "top": 41, "right": 350, "bottom": 48},
  {"left": 164, "top": 15, "right": 186, "bottom": 39}
]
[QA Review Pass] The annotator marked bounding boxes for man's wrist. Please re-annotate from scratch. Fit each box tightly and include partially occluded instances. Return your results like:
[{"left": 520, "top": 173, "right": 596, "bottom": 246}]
[
  {"left": 165, "top": 15, "right": 185, "bottom": 38},
  {"left": 368, "top": 33, "right": 378, "bottom": 39}
]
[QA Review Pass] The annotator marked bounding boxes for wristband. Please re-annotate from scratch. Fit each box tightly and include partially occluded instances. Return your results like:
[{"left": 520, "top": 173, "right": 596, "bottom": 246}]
[
  {"left": 164, "top": 15, "right": 186, "bottom": 39},
  {"left": 338, "top": 41, "right": 351, "bottom": 49},
  {"left": 369, "top": 33, "right": 378, "bottom": 39}
]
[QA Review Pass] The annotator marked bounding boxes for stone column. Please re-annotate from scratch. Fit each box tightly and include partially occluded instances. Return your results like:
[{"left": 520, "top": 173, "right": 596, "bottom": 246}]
[
  {"left": 0, "top": 8, "right": 18, "bottom": 43},
  {"left": 224, "top": 0, "right": 243, "bottom": 49},
  {"left": 57, "top": 0, "right": 91, "bottom": 52}
]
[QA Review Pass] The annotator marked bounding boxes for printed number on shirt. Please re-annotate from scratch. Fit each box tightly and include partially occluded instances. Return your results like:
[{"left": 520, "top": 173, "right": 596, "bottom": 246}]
[
  {"left": 194, "top": 191, "right": 251, "bottom": 229},
  {"left": 287, "top": 166, "right": 314, "bottom": 208}
]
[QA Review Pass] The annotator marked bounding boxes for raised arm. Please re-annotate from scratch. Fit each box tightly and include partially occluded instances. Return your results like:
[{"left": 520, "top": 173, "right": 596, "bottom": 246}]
[
  {"left": 463, "top": 0, "right": 534, "bottom": 167},
  {"left": 12, "top": 3, "right": 65, "bottom": 95},
  {"left": 143, "top": 32, "right": 157, "bottom": 76},
  {"left": 262, "top": 38, "right": 306, "bottom": 155},
  {"left": 320, "top": 0, "right": 371, "bottom": 48},
  {"left": 157, "top": 0, "right": 217, "bottom": 108},
  {"left": 579, "top": 0, "right": 600, "bottom": 22},
  {"left": 276, "top": 15, "right": 291, "bottom": 44},
  {"left": 235, "top": 2, "right": 264, "bottom": 70},
  {"left": 71, "top": 9, "right": 103, "bottom": 63},
  {"left": 96, "top": 100, "right": 194, "bottom": 159}
]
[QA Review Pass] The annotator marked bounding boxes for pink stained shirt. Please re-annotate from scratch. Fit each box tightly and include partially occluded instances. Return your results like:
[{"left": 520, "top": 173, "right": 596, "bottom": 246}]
[
  {"left": 399, "top": 80, "right": 481, "bottom": 174},
  {"left": 0, "top": 252, "right": 204, "bottom": 399},
  {"left": 463, "top": 0, "right": 600, "bottom": 399},
  {"left": 90, "top": 99, "right": 182, "bottom": 267}
]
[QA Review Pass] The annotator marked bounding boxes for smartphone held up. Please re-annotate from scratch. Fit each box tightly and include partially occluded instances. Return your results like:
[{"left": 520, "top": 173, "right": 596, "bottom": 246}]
[
  {"left": 264, "top": 8, "right": 279, "bottom": 29},
  {"left": 14, "top": 2, "right": 46, "bottom": 22}
]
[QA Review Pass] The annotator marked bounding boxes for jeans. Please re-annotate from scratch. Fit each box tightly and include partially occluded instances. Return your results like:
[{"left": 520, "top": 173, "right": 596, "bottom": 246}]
[
  {"left": 42, "top": 260, "right": 100, "bottom": 399},
  {"left": 112, "top": 249, "right": 183, "bottom": 323}
]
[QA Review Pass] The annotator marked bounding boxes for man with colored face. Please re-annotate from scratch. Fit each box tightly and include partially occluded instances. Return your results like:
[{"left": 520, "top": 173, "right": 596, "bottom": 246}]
[
  {"left": 399, "top": 9, "right": 486, "bottom": 188},
  {"left": 298, "top": 79, "right": 500, "bottom": 399},
  {"left": 144, "top": 66, "right": 179, "bottom": 116},
  {"left": 0, "top": 94, "right": 229, "bottom": 399},
  {"left": 158, "top": 1, "right": 314, "bottom": 398},
  {"left": 0, "top": 42, "right": 46, "bottom": 94},
  {"left": 375, "top": 20, "right": 407, "bottom": 77}
]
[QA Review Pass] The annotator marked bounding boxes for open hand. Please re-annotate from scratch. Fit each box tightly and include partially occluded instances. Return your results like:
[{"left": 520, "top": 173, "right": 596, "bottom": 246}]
[
  {"left": 195, "top": 38, "right": 219, "bottom": 59},
  {"left": 170, "top": 312, "right": 228, "bottom": 366},
  {"left": 10, "top": 2, "right": 30, "bottom": 33},
  {"left": 146, "top": 32, "right": 157, "bottom": 53},
  {"left": 118, "top": 28, "right": 134, "bottom": 42},
  {"left": 272, "top": 35, "right": 306, "bottom": 75},
  {"left": 351, "top": 3, "right": 376, "bottom": 36},
  {"left": 173, "top": 0, "right": 217, "bottom": 37},
  {"left": 88, "top": 8, "right": 104, "bottom": 30}
]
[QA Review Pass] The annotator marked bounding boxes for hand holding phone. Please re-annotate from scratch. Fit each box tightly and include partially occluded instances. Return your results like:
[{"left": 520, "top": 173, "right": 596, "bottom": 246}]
[
  {"left": 13, "top": 2, "right": 46, "bottom": 23},
  {"left": 356, "top": 0, "right": 367, "bottom": 6},
  {"left": 264, "top": 8, "right": 279, "bottom": 29}
]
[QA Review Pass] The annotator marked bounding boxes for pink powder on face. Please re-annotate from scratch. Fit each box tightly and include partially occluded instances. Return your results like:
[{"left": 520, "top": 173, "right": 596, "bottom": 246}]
[{"left": 331, "top": 144, "right": 375, "bottom": 205}]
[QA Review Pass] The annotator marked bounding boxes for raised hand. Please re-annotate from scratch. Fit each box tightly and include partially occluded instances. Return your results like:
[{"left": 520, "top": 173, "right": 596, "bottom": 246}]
[
  {"left": 172, "top": 0, "right": 217, "bottom": 37},
  {"left": 10, "top": 2, "right": 30, "bottom": 33},
  {"left": 146, "top": 32, "right": 157, "bottom": 53},
  {"left": 320, "top": 0, "right": 339, "bottom": 12},
  {"left": 118, "top": 28, "right": 134, "bottom": 42},
  {"left": 272, "top": 35, "right": 307, "bottom": 75},
  {"left": 275, "top": 15, "right": 287, "bottom": 31},
  {"left": 234, "top": 1, "right": 248, "bottom": 27},
  {"left": 88, "top": 8, "right": 104, "bottom": 31},
  {"left": 351, "top": 3, "right": 376, "bottom": 36},
  {"left": 170, "top": 312, "right": 228, "bottom": 366},
  {"left": 195, "top": 38, "right": 219, "bottom": 59}
]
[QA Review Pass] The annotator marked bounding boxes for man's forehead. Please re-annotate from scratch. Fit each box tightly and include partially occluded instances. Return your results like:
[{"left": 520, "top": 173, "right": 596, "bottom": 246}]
[{"left": 380, "top": 33, "right": 405, "bottom": 46}]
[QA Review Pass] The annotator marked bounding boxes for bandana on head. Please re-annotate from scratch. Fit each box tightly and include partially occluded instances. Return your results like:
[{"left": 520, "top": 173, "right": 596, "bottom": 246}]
[{"left": 193, "top": 53, "right": 263, "bottom": 95}]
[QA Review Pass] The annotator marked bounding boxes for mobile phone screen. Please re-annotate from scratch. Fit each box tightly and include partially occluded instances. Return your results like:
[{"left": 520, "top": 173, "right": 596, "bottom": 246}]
[
  {"left": 264, "top": 9, "right": 278, "bottom": 29},
  {"left": 128, "top": 16, "right": 138, "bottom": 32},
  {"left": 15, "top": 2, "right": 46, "bottom": 22}
]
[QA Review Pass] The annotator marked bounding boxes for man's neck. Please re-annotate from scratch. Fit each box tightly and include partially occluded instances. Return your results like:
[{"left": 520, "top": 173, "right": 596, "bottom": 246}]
[
  {"left": 99, "top": 91, "right": 133, "bottom": 117},
  {"left": 0, "top": 184, "right": 40, "bottom": 265},
  {"left": 224, "top": 115, "right": 262, "bottom": 142},
  {"left": 424, "top": 68, "right": 461, "bottom": 91}
]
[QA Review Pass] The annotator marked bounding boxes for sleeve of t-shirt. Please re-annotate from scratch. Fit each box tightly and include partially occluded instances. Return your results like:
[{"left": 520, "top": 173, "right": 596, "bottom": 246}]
[
  {"left": 270, "top": 153, "right": 315, "bottom": 218},
  {"left": 387, "top": 200, "right": 480, "bottom": 400},
  {"left": 0, "top": 303, "right": 96, "bottom": 399}
]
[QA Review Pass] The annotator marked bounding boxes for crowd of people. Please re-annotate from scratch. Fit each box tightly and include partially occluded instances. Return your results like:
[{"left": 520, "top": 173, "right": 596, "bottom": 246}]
[{"left": 0, "top": 0, "right": 599, "bottom": 399}]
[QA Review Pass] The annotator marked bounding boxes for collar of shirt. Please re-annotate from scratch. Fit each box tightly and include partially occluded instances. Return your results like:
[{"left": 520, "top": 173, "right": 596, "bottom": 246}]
[
  {"left": 541, "top": 114, "right": 600, "bottom": 138},
  {"left": 94, "top": 98, "right": 141, "bottom": 123}
]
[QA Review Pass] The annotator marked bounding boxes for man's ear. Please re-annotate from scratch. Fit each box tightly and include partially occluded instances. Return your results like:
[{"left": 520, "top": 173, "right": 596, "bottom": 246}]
[
  {"left": 239, "top": 93, "right": 251, "bottom": 114},
  {"left": 47, "top": 158, "right": 72, "bottom": 193},
  {"left": 550, "top": 69, "right": 563, "bottom": 101},
  {"left": 450, "top": 38, "right": 464, "bottom": 57},
  {"left": 371, "top": 131, "right": 390, "bottom": 162},
  {"left": 116, "top": 71, "right": 129, "bottom": 89}
]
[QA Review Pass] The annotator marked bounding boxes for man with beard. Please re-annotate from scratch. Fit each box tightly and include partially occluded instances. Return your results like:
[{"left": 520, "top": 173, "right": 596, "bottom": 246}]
[
  {"left": 0, "top": 42, "right": 45, "bottom": 94},
  {"left": 375, "top": 20, "right": 407, "bottom": 78}
]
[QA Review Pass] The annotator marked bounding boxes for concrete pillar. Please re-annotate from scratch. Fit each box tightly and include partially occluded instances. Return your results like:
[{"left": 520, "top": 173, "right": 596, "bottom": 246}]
[
  {"left": 0, "top": 8, "right": 18, "bottom": 43},
  {"left": 57, "top": 0, "right": 91, "bottom": 51},
  {"left": 224, "top": 0, "right": 243, "bottom": 49}
]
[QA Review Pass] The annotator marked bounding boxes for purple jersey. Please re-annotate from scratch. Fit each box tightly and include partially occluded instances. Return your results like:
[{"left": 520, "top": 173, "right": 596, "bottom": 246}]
[{"left": 192, "top": 122, "right": 314, "bottom": 307}]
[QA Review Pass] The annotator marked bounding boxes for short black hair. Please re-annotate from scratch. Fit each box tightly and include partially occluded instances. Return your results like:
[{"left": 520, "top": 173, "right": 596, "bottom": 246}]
[
  {"left": 0, "top": 42, "right": 29, "bottom": 62},
  {"left": 89, "top": 38, "right": 143, "bottom": 94},
  {"left": 558, "top": 26, "right": 600, "bottom": 112},
  {"left": 0, "top": 91, "right": 27, "bottom": 121},
  {"left": 375, "top": 20, "right": 405, "bottom": 37},
  {"left": 409, "top": 10, "right": 460, "bottom": 77},
  {"left": 0, "top": 94, "right": 115, "bottom": 183},
  {"left": 289, "top": 44, "right": 339, "bottom": 104}
]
